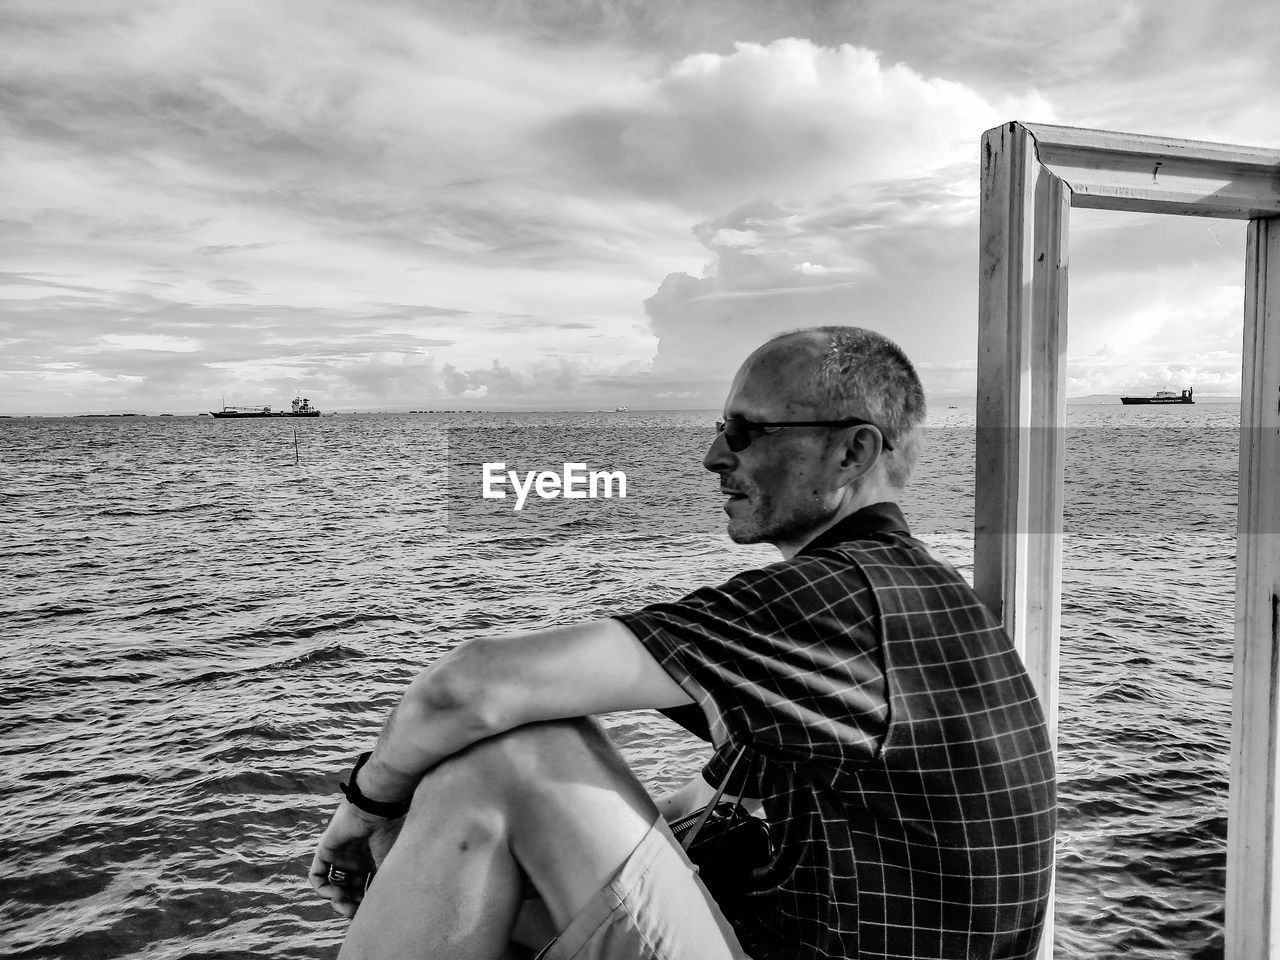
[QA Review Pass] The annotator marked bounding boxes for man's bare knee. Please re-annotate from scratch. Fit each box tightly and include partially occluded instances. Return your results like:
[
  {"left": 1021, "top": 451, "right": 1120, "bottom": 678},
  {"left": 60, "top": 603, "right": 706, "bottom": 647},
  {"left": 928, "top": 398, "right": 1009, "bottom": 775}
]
[{"left": 393, "top": 772, "right": 510, "bottom": 870}]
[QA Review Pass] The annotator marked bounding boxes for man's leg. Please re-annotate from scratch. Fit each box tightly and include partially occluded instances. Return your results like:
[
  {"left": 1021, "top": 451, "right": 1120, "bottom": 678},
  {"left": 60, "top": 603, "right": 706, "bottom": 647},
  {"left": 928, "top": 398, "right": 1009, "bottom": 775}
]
[{"left": 337, "top": 718, "right": 686, "bottom": 960}]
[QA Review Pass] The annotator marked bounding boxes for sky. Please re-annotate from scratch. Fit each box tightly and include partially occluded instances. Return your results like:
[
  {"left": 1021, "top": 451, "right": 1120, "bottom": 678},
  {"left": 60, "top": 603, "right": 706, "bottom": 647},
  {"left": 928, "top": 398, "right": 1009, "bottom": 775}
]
[{"left": 2, "top": 0, "right": 1277, "bottom": 415}]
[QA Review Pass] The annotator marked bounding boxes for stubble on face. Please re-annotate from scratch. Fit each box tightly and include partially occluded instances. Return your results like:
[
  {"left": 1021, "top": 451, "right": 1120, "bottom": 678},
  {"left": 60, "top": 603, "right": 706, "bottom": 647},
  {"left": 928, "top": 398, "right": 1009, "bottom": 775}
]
[
  {"left": 711, "top": 336, "right": 842, "bottom": 551},
  {"left": 723, "top": 441, "right": 833, "bottom": 547}
]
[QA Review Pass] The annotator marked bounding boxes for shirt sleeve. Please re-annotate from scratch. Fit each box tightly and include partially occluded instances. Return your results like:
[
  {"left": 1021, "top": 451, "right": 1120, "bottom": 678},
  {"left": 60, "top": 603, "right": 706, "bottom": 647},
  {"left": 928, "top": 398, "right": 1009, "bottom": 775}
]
[{"left": 615, "top": 553, "right": 888, "bottom": 783}]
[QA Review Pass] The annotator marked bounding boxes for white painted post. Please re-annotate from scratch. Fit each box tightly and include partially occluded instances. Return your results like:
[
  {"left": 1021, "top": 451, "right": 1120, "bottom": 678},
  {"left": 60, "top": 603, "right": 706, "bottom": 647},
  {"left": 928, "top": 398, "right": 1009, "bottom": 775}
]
[
  {"left": 1225, "top": 215, "right": 1280, "bottom": 958},
  {"left": 976, "top": 120, "right": 1069, "bottom": 960},
  {"left": 975, "top": 123, "right": 1069, "bottom": 718}
]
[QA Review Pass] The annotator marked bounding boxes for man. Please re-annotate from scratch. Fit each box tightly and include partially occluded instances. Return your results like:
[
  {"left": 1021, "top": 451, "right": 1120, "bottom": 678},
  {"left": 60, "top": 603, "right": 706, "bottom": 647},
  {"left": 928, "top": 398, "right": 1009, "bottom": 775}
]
[{"left": 309, "top": 326, "right": 1056, "bottom": 960}]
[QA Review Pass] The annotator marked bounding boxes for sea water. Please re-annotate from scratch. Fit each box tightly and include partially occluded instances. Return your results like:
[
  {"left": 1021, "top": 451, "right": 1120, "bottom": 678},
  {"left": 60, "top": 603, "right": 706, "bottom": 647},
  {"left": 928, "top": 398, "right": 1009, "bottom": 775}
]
[{"left": 0, "top": 406, "right": 1239, "bottom": 958}]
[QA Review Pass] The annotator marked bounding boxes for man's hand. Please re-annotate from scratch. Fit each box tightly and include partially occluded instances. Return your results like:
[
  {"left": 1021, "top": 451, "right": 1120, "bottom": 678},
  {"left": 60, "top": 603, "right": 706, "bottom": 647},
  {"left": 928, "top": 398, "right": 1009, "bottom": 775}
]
[{"left": 308, "top": 800, "right": 400, "bottom": 918}]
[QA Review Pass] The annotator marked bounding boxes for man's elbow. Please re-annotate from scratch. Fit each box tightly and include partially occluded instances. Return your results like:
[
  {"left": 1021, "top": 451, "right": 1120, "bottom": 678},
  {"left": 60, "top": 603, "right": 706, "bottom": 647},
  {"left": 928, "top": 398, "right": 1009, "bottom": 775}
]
[{"left": 407, "top": 639, "right": 514, "bottom": 739}]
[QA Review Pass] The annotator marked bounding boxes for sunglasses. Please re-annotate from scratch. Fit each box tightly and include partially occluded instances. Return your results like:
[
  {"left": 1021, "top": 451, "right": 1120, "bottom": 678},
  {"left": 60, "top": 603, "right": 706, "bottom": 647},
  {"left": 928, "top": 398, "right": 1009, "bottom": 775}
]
[{"left": 715, "top": 417, "right": 894, "bottom": 453}]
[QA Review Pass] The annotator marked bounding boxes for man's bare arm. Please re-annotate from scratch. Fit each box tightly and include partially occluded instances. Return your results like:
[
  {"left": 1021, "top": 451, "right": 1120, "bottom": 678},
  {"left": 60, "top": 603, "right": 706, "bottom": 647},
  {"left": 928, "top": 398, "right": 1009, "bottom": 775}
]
[{"left": 352, "top": 617, "right": 693, "bottom": 804}]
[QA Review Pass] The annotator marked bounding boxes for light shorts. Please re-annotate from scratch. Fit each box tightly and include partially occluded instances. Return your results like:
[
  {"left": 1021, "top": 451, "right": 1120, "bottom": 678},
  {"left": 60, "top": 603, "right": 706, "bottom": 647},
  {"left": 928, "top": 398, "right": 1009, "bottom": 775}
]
[{"left": 533, "top": 815, "right": 753, "bottom": 960}]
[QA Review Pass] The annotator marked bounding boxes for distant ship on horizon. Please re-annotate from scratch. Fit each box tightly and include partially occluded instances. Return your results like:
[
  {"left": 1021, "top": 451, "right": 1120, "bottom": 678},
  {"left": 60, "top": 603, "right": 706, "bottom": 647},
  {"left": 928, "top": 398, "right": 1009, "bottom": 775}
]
[
  {"left": 210, "top": 396, "right": 321, "bottom": 418},
  {"left": 1120, "top": 387, "right": 1194, "bottom": 405}
]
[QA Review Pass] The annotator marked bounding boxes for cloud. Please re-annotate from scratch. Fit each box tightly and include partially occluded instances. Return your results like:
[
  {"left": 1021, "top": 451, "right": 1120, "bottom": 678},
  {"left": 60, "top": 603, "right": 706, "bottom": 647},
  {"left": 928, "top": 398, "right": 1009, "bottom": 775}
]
[
  {"left": 544, "top": 38, "right": 1050, "bottom": 210},
  {"left": 0, "top": 1, "right": 687, "bottom": 311},
  {"left": 328, "top": 353, "right": 611, "bottom": 407},
  {"left": 623, "top": 29, "right": 1260, "bottom": 404},
  {"left": 1061, "top": 210, "right": 1247, "bottom": 394},
  {"left": 429, "top": 0, "right": 1274, "bottom": 110},
  {"left": 641, "top": 172, "right": 986, "bottom": 396},
  {"left": 0, "top": 270, "right": 659, "bottom": 411},
  {"left": 1065, "top": 352, "right": 1242, "bottom": 397},
  {"left": 97, "top": 334, "right": 202, "bottom": 353},
  {"left": 544, "top": 38, "right": 1051, "bottom": 401},
  {"left": 0, "top": 2, "right": 695, "bottom": 417}
]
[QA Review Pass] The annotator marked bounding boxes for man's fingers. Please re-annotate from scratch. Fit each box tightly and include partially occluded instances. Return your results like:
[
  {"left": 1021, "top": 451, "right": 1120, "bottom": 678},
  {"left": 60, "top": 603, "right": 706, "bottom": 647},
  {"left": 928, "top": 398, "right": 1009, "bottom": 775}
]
[
  {"left": 311, "top": 872, "right": 363, "bottom": 916},
  {"left": 315, "top": 880, "right": 360, "bottom": 917},
  {"left": 308, "top": 851, "right": 335, "bottom": 893},
  {"left": 323, "top": 883, "right": 361, "bottom": 917},
  {"left": 309, "top": 850, "right": 371, "bottom": 916}
]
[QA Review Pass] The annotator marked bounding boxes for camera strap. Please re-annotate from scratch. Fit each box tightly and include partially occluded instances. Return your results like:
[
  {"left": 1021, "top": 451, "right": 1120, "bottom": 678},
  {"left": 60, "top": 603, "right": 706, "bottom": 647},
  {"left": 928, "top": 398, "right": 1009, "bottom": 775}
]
[{"left": 679, "top": 744, "right": 750, "bottom": 852}]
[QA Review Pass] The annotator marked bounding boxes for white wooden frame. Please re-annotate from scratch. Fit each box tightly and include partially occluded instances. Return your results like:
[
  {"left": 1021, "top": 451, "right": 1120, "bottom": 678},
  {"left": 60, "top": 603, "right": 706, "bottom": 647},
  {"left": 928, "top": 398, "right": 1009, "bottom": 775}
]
[{"left": 976, "top": 121, "right": 1280, "bottom": 959}]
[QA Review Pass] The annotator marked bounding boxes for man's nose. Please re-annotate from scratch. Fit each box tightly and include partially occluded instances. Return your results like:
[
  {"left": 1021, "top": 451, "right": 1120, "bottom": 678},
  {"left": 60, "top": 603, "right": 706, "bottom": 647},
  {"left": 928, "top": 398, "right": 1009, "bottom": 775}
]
[{"left": 703, "top": 430, "right": 734, "bottom": 473}]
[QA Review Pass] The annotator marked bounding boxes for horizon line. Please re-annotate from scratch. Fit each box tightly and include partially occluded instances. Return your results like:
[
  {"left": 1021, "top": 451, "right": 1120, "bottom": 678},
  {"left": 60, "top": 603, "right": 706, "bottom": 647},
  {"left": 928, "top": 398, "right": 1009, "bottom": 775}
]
[{"left": 0, "top": 394, "right": 1247, "bottom": 419}]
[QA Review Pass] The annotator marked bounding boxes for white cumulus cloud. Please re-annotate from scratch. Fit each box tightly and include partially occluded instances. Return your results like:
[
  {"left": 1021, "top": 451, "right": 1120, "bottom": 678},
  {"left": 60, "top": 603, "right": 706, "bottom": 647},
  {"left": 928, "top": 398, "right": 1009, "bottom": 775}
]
[{"left": 547, "top": 38, "right": 1051, "bottom": 211}]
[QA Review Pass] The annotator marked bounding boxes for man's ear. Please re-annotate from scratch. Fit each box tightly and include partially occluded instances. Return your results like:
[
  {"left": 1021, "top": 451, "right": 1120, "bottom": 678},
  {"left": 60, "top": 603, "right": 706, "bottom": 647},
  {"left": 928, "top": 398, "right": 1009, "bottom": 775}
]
[{"left": 833, "top": 425, "right": 881, "bottom": 480}]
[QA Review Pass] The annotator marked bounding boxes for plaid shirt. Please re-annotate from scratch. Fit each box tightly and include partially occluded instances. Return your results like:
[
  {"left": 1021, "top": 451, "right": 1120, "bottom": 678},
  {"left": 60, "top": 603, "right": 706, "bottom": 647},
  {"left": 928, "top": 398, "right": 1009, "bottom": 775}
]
[{"left": 616, "top": 502, "right": 1055, "bottom": 960}]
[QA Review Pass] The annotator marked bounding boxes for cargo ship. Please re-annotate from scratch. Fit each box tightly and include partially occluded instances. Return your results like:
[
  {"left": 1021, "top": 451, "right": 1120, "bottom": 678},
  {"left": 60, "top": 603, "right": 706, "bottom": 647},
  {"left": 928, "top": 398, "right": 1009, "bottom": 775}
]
[
  {"left": 210, "top": 397, "right": 321, "bottom": 418},
  {"left": 1119, "top": 387, "right": 1194, "bottom": 405}
]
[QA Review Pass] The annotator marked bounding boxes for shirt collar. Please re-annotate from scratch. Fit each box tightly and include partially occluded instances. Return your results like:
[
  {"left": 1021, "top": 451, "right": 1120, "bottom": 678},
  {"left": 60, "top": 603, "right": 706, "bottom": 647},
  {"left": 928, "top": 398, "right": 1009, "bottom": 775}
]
[{"left": 797, "top": 501, "right": 911, "bottom": 556}]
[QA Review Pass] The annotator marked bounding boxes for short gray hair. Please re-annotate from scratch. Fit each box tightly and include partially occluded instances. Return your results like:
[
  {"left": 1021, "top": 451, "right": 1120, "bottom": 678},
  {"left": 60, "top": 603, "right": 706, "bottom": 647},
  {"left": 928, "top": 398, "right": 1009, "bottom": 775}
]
[{"left": 769, "top": 326, "right": 927, "bottom": 487}]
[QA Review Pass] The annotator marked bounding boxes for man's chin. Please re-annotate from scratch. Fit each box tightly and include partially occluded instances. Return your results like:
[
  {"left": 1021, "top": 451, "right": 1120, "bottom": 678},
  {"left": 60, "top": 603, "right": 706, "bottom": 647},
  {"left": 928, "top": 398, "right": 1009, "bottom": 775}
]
[
  {"left": 726, "top": 509, "right": 824, "bottom": 550},
  {"left": 725, "top": 517, "right": 764, "bottom": 545}
]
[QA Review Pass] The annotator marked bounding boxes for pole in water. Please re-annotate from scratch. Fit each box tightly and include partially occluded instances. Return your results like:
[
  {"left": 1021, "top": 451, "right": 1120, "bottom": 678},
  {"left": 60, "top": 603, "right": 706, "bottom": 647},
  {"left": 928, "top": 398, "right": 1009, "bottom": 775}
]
[{"left": 294, "top": 428, "right": 299, "bottom": 465}]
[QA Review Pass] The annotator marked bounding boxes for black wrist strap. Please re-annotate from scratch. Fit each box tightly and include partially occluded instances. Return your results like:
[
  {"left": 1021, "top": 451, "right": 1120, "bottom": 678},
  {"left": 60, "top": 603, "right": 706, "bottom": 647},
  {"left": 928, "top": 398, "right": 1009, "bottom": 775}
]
[{"left": 339, "top": 751, "right": 411, "bottom": 820}]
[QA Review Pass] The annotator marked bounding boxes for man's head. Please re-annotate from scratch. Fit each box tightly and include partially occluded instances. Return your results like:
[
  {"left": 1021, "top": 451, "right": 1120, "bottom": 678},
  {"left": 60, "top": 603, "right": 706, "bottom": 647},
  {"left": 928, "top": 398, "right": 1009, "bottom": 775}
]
[{"left": 703, "top": 326, "right": 926, "bottom": 557}]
